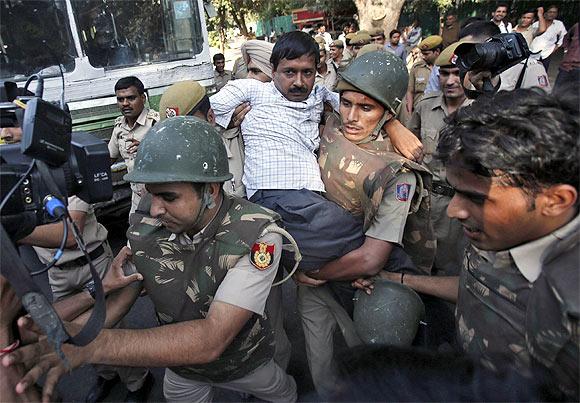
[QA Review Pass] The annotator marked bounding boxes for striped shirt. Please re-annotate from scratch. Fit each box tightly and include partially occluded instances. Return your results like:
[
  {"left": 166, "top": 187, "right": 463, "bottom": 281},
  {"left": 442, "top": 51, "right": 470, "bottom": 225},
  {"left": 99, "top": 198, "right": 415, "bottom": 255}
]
[{"left": 210, "top": 79, "right": 339, "bottom": 198}]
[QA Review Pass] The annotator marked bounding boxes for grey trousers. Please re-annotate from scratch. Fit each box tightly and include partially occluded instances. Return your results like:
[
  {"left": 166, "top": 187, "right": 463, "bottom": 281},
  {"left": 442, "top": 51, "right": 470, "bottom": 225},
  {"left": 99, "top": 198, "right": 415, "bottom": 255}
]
[
  {"left": 163, "top": 359, "right": 297, "bottom": 402},
  {"left": 297, "top": 285, "right": 363, "bottom": 399}
]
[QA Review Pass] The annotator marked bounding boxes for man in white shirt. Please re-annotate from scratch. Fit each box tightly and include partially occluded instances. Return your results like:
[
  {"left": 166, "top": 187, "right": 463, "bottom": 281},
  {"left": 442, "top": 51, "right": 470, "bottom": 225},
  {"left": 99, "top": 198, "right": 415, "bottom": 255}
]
[
  {"left": 491, "top": 3, "right": 513, "bottom": 33},
  {"left": 531, "top": 5, "right": 567, "bottom": 70}
]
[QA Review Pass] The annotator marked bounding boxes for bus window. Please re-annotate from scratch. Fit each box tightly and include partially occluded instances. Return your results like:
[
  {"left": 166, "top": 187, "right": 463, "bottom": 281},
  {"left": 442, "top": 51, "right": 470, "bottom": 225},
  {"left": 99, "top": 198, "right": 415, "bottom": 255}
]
[
  {"left": 73, "top": 0, "right": 204, "bottom": 69},
  {"left": 0, "top": 0, "right": 77, "bottom": 80}
]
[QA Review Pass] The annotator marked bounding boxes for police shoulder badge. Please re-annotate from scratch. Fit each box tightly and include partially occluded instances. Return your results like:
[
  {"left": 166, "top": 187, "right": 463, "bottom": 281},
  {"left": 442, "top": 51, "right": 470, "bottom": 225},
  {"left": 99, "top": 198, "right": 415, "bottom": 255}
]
[
  {"left": 250, "top": 242, "right": 275, "bottom": 270},
  {"left": 396, "top": 183, "right": 411, "bottom": 201}
]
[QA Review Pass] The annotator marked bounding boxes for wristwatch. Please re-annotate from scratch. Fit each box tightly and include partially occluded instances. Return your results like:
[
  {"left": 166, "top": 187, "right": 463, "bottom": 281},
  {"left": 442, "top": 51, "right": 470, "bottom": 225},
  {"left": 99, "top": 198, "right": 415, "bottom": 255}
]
[{"left": 84, "top": 280, "right": 96, "bottom": 300}]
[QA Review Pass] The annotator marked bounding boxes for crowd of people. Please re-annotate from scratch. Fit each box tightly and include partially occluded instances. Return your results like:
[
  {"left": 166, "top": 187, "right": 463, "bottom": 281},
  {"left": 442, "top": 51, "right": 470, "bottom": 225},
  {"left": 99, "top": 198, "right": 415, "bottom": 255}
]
[{"left": 0, "top": 3, "right": 579, "bottom": 403}]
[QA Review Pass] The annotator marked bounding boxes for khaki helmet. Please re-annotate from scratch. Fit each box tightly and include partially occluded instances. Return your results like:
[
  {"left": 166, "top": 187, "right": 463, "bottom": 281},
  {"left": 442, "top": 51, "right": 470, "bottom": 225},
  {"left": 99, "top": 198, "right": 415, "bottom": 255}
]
[
  {"left": 338, "top": 50, "right": 408, "bottom": 114},
  {"left": 124, "top": 116, "right": 232, "bottom": 184},
  {"left": 353, "top": 279, "right": 425, "bottom": 347}
]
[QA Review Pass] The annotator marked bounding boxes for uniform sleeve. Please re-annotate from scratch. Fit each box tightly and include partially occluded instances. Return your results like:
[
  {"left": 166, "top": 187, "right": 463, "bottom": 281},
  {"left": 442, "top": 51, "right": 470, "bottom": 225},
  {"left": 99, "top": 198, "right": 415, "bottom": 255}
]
[
  {"left": 67, "top": 195, "right": 90, "bottom": 213},
  {"left": 365, "top": 171, "right": 417, "bottom": 244},
  {"left": 213, "top": 228, "right": 282, "bottom": 315},
  {"left": 407, "top": 68, "right": 417, "bottom": 92},
  {"left": 210, "top": 80, "right": 253, "bottom": 129},
  {"left": 108, "top": 129, "right": 120, "bottom": 159},
  {"left": 407, "top": 103, "right": 422, "bottom": 136}
]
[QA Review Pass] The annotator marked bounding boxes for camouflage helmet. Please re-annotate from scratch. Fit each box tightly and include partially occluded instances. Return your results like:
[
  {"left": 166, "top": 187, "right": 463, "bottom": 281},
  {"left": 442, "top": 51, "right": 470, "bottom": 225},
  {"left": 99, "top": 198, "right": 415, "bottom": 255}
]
[
  {"left": 353, "top": 279, "right": 425, "bottom": 347},
  {"left": 124, "top": 116, "right": 233, "bottom": 184},
  {"left": 338, "top": 50, "right": 408, "bottom": 114}
]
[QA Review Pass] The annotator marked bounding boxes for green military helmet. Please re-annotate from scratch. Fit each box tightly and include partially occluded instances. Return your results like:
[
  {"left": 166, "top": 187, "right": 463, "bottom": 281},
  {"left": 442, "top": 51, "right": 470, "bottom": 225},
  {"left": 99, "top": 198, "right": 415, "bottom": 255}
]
[
  {"left": 124, "top": 116, "right": 233, "bottom": 184},
  {"left": 338, "top": 50, "right": 409, "bottom": 115},
  {"left": 353, "top": 278, "right": 425, "bottom": 347}
]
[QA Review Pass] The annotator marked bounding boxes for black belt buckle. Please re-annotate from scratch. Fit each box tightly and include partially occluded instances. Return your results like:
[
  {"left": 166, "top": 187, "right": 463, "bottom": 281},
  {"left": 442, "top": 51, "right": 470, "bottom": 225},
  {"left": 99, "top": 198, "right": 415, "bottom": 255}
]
[{"left": 431, "top": 182, "right": 455, "bottom": 198}]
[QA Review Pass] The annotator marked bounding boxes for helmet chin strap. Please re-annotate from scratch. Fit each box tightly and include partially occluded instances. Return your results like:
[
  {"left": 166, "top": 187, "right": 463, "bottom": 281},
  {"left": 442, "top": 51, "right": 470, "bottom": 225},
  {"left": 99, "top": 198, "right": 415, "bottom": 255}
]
[
  {"left": 355, "top": 110, "right": 393, "bottom": 145},
  {"left": 189, "top": 183, "right": 215, "bottom": 232}
]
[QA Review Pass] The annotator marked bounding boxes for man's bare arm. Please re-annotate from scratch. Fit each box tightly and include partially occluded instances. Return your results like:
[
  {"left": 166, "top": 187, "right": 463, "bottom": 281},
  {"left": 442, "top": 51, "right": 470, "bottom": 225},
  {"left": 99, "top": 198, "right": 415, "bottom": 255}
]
[
  {"left": 18, "top": 210, "right": 86, "bottom": 249},
  {"left": 310, "top": 237, "right": 393, "bottom": 281},
  {"left": 379, "top": 271, "right": 459, "bottom": 303}
]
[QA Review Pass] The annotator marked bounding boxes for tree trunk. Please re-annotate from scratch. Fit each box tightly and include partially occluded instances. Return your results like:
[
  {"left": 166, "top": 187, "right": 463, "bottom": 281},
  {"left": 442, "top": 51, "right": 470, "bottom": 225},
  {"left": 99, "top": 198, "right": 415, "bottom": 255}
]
[
  {"left": 230, "top": 0, "right": 248, "bottom": 36},
  {"left": 353, "top": 0, "right": 406, "bottom": 34}
]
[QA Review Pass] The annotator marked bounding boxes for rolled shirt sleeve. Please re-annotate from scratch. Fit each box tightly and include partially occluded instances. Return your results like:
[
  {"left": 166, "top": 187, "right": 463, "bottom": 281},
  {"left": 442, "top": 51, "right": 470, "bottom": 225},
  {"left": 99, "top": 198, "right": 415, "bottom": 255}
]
[
  {"left": 210, "top": 79, "right": 254, "bottom": 129},
  {"left": 213, "top": 226, "right": 282, "bottom": 315}
]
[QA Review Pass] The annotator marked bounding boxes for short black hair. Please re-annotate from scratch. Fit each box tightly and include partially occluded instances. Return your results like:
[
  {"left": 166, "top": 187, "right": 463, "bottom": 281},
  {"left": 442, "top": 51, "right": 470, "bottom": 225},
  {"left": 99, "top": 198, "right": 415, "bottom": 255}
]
[
  {"left": 115, "top": 76, "right": 144, "bottom": 94},
  {"left": 459, "top": 20, "right": 500, "bottom": 40},
  {"left": 495, "top": 2, "right": 509, "bottom": 11},
  {"left": 522, "top": 8, "right": 536, "bottom": 16},
  {"left": 389, "top": 29, "right": 401, "bottom": 38},
  {"left": 213, "top": 53, "right": 225, "bottom": 63},
  {"left": 270, "top": 31, "right": 319, "bottom": 70},
  {"left": 437, "top": 87, "right": 580, "bottom": 196}
]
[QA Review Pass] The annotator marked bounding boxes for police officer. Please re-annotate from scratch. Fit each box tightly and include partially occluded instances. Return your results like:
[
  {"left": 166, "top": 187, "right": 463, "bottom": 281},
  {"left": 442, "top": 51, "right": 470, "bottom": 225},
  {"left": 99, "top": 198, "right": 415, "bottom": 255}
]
[
  {"left": 7, "top": 117, "right": 297, "bottom": 403},
  {"left": 108, "top": 76, "right": 160, "bottom": 216},
  {"left": 403, "top": 35, "right": 443, "bottom": 121},
  {"left": 349, "top": 32, "right": 372, "bottom": 58},
  {"left": 407, "top": 44, "right": 471, "bottom": 276},
  {"left": 299, "top": 51, "right": 435, "bottom": 399}
]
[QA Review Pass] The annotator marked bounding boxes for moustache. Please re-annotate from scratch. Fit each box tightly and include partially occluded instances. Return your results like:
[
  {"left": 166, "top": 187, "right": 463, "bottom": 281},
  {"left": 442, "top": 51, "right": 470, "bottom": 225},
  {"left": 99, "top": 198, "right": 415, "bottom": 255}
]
[{"left": 288, "top": 86, "right": 308, "bottom": 94}]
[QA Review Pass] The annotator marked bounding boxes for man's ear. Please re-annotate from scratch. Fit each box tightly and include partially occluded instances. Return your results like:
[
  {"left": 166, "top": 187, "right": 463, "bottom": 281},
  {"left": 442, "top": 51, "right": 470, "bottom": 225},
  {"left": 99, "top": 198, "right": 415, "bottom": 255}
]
[
  {"left": 539, "top": 184, "right": 578, "bottom": 217},
  {"left": 207, "top": 108, "right": 216, "bottom": 125}
]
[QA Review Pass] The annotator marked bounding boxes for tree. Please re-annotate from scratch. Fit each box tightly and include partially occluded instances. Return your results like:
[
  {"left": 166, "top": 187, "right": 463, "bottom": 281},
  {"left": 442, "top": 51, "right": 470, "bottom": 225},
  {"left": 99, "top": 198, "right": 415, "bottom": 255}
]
[{"left": 353, "top": 0, "right": 406, "bottom": 33}]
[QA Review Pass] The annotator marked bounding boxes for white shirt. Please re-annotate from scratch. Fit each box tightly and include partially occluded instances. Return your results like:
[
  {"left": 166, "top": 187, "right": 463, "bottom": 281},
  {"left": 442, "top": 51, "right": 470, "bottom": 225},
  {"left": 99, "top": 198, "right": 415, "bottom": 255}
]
[
  {"left": 493, "top": 20, "right": 513, "bottom": 33},
  {"left": 210, "top": 79, "right": 340, "bottom": 198},
  {"left": 531, "top": 20, "right": 567, "bottom": 59}
]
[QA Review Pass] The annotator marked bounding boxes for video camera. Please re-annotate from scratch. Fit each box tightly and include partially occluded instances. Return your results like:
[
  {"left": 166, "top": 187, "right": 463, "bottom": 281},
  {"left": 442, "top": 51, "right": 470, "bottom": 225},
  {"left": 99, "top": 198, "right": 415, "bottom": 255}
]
[
  {"left": 0, "top": 78, "right": 112, "bottom": 361},
  {"left": 454, "top": 33, "right": 531, "bottom": 96},
  {"left": 0, "top": 81, "right": 112, "bottom": 240}
]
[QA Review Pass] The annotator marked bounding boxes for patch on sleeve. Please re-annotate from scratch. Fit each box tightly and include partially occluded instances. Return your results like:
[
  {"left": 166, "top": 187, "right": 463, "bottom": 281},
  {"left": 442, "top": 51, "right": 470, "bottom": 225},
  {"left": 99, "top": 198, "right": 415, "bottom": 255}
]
[
  {"left": 537, "top": 75, "right": 548, "bottom": 87},
  {"left": 250, "top": 242, "right": 275, "bottom": 270},
  {"left": 396, "top": 183, "right": 411, "bottom": 201},
  {"left": 165, "top": 107, "right": 179, "bottom": 119}
]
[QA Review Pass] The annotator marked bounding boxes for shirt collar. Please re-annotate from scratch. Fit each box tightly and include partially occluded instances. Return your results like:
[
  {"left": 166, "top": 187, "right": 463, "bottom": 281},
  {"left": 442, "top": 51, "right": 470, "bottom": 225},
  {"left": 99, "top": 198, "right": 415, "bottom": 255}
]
[{"left": 510, "top": 214, "right": 579, "bottom": 282}]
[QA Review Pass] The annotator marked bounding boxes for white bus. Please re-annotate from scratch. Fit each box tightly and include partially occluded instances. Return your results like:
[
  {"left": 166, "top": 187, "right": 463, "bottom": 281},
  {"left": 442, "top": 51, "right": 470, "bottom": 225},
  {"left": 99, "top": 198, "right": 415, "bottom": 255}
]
[{"left": 1, "top": 0, "right": 215, "bottom": 214}]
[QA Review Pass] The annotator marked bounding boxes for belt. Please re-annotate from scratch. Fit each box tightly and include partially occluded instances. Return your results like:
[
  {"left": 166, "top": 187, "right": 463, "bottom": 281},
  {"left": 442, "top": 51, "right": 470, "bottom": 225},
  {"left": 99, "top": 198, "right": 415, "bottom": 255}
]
[
  {"left": 57, "top": 244, "right": 106, "bottom": 269},
  {"left": 431, "top": 181, "right": 455, "bottom": 198}
]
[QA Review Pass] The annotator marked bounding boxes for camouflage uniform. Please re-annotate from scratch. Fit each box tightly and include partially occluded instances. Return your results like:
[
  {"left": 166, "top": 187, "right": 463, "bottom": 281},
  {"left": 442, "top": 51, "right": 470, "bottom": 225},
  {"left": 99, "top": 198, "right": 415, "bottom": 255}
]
[
  {"left": 408, "top": 93, "right": 471, "bottom": 275},
  {"left": 298, "top": 115, "right": 435, "bottom": 398},
  {"left": 108, "top": 107, "right": 159, "bottom": 215},
  {"left": 456, "top": 215, "right": 579, "bottom": 399},
  {"left": 128, "top": 195, "right": 281, "bottom": 383}
]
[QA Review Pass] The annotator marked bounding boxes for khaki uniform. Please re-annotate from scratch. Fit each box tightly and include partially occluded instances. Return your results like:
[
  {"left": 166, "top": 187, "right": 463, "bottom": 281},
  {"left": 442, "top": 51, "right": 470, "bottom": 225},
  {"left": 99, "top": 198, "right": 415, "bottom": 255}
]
[
  {"left": 400, "top": 60, "right": 432, "bottom": 125},
  {"left": 408, "top": 60, "right": 432, "bottom": 107},
  {"left": 214, "top": 70, "right": 233, "bottom": 92},
  {"left": 33, "top": 196, "right": 148, "bottom": 391},
  {"left": 128, "top": 196, "right": 296, "bottom": 400},
  {"left": 299, "top": 116, "right": 434, "bottom": 398},
  {"left": 314, "top": 62, "right": 338, "bottom": 91},
  {"left": 408, "top": 93, "right": 470, "bottom": 275},
  {"left": 456, "top": 215, "right": 579, "bottom": 400},
  {"left": 108, "top": 107, "right": 159, "bottom": 215},
  {"left": 219, "top": 127, "right": 246, "bottom": 198}
]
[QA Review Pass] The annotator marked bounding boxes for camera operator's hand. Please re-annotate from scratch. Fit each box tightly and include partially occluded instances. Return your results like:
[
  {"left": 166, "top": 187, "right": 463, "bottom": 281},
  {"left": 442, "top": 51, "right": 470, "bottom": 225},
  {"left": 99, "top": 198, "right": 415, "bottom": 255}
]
[
  {"left": 2, "top": 318, "right": 94, "bottom": 403},
  {"left": 0, "top": 276, "right": 21, "bottom": 328},
  {"left": 465, "top": 70, "right": 500, "bottom": 92},
  {"left": 102, "top": 247, "right": 143, "bottom": 294}
]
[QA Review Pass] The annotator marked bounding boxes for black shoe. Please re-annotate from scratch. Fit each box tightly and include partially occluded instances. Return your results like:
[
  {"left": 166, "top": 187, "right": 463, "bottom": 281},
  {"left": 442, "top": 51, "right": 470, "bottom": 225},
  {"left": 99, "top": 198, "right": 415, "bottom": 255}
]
[
  {"left": 125, "top": 372, "right": 154, "bottom": 402},
  {"left": 86, "top": 375, "right": 119, "bottom": 403}
]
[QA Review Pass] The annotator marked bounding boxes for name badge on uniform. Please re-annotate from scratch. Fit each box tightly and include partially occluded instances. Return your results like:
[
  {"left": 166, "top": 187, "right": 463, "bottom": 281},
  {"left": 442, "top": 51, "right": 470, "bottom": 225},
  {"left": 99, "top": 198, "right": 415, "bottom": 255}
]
[
  {"left": 396, "top": 183, "right": 411, "bottom": 201},
  {"left": 251, "top": 242, "right": 275, "bottom": 270}
]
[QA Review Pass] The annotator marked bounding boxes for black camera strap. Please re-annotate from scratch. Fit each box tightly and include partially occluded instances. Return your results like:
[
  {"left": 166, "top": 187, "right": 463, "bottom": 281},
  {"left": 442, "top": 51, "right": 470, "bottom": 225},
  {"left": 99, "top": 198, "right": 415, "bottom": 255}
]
[{"left": 515, "top": 57, "right": 530, "bottom": 90}]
